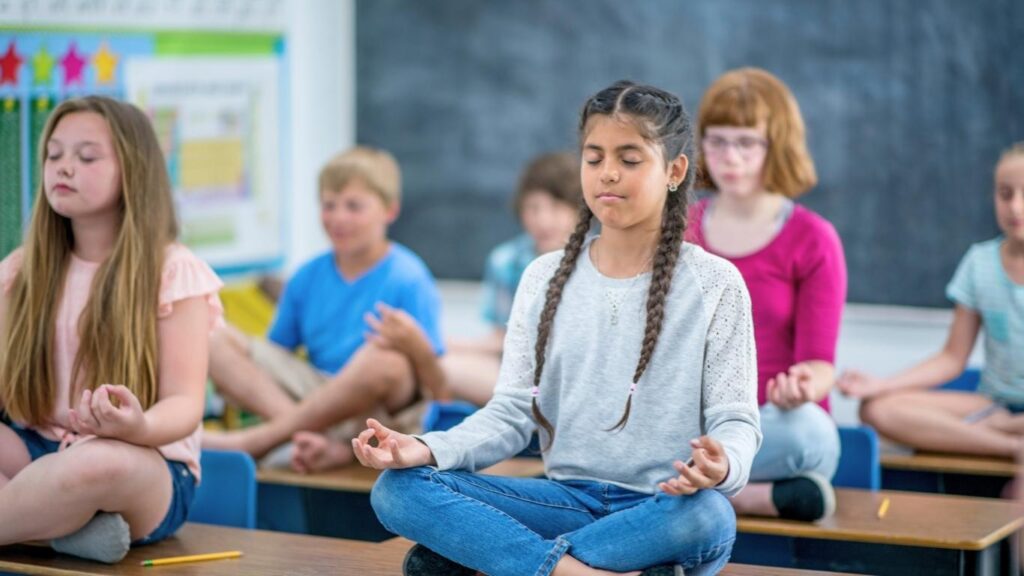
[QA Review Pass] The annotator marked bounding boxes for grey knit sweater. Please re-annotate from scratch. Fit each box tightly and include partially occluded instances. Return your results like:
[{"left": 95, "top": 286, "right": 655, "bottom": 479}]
[{"left": 421, "top": 240, "right": 761, "bottom": 496}]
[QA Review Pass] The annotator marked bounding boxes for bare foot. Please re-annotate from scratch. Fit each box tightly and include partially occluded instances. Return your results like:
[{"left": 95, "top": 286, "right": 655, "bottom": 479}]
[
  {"left": 979, "top": 409, "right": 1024, "bottom": 437},
  {"left": 729, "top": 482, "right": 778, "bottom": 517},
  {"left": 291, "top": 431, "right": 355, "bottom": 473}
]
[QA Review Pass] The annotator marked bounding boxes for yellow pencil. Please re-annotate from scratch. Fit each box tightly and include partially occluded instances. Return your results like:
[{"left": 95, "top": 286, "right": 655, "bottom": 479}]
[
  {"left": 876, "top": 497, "right": 891, "bottom": 520},
  {"left": 140, "top": 550, "right": 243, "bottom": 567}
]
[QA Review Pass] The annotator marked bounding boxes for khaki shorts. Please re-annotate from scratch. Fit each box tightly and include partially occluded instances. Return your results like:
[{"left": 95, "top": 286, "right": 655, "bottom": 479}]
[
  {"left": 248, "top": 337, "right": 326, "bottom": 400},
  {"left": 246, "top": 337, "right": 425, "bottom": 438}
]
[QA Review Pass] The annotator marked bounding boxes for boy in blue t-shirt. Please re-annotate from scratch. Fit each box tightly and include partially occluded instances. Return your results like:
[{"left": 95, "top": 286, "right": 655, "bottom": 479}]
[
  {"left": 270, "top": 152, "right": 583, "bottom": 471},
  {"left": 204, "top": 147, "right": 446, "bottom": 471}
]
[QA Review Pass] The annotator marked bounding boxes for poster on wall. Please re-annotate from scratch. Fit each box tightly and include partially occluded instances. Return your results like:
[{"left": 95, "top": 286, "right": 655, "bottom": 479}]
[
  {"left": 0, "top": 1, "right": 286, "bottom": 272},
  {"left": 127, "top": 58, "right": 282, "bottom": 268}
]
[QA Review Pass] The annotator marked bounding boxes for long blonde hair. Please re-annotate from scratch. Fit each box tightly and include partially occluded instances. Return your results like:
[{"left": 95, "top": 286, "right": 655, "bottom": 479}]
[{"left": 1, "top": 96, "right": 177, "bottom": 425}]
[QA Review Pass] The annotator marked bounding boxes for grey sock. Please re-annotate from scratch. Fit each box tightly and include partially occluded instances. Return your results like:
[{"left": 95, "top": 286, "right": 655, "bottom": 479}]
[{"left": 51, "top": 512, "right": 131, "bottom": 564}]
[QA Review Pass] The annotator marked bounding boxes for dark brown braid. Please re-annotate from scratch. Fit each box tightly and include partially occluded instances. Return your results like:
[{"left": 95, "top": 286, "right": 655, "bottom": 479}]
[
  {"left": 531, "top": 80, "right": 697, "bottom": 446},
  {"left": 531, "top": 204, "right": 593, "bottom": 448},
  {"left": 606, "top": 185, "right": 687, "bottom": 431}
]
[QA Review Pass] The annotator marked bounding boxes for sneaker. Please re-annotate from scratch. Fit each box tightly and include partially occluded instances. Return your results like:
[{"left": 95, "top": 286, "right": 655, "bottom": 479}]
[
  {"left": 402, "top": 544, "right": 475, "bottom": 576},
  {"left": 771, "top": 472, "right": 836, "bottom": 521}
]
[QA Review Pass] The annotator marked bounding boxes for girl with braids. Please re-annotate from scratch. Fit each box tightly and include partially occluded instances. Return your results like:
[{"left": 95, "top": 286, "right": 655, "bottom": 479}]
[
  {"left": 0, "top": 97, "right": 222, "bottom": 563},
  {"left": 687, "top": 68, "right": 846, "bottom": 521},
  {"left": 354, "top": 80, "right": 761, "bottom": 576}
]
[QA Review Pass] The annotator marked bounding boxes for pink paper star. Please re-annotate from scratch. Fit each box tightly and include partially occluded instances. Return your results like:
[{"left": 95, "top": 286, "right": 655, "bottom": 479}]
[
  {"left": 0, "top": 41, "right": 23, "bottom": 86},
  {"left": 60, "top": 43, "right": 87, "bottom": 87}
]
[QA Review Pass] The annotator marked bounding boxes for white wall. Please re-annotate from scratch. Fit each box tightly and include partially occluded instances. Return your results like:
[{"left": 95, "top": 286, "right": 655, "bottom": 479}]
[{"left": 284, "top": 0, "right": 356, "bottom": 273}]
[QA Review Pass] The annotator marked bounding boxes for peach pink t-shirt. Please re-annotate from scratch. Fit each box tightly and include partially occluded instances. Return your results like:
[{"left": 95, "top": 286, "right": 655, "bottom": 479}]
[
  {"left": 0, "top": 244, "right": 223, "bottom": 481},
  {"left": 687, "top": 198, "right": 847, "bottom": 412}
]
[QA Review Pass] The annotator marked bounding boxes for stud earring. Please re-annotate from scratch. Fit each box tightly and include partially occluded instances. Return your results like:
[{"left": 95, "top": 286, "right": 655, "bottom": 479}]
[{"left": 668, "top": 181, "right": 679, "bottom": 193}]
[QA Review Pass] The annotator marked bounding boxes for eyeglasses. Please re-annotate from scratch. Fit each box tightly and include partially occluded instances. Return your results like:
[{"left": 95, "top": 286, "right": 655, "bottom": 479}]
[{"left": 702, "top": 135, "right": 769, "bottom": 158}]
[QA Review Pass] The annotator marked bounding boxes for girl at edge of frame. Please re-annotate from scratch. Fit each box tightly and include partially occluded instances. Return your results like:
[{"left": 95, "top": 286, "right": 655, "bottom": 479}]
[{"left": 0, "top": 96, "right": 223, "bottom": 563}]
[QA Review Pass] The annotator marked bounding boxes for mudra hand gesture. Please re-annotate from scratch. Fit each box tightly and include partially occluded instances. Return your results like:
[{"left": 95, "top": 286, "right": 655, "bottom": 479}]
[
  {"left": 352, "top": 418, "right": 435, "bottom": 469},
  {"left": 658, "top": 436, "right": 729, "bottom": 496}
]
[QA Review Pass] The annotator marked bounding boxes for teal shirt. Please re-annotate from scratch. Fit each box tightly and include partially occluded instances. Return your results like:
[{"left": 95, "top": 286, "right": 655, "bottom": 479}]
[
  {"left": 946, "top": 237, "right": 1024, "bottom": 404},
  {"left": 480, "top": 233, "right": 537, "bottom": 328}
]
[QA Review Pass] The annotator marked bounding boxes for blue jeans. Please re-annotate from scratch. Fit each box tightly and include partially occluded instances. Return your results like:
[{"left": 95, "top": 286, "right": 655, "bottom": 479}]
[
  {"left": 750, "top": 403, "right": 840, "bottom": 482},
  {"left": 372, "top": 467, "right": 735, "bottom": 576}
]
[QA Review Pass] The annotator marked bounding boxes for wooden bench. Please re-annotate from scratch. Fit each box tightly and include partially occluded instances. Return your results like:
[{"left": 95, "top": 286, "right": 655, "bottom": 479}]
[
  {"left": 880, "top": 446, "right": 1015, "bottom": 497},
  {"left": 735, "top": 488, "right": 1024, "bottom": 575},
  {"left": 0, "top": 523, "right": 861, "bottom": 576}
]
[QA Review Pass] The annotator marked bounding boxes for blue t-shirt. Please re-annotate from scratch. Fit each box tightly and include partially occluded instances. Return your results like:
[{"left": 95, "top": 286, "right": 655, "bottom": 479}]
[
  {"left": 946, "top": 237, "right": 1024, "bottom": 404},
  {"left": 269, "top": 244, "right": 444, "bottom": 375},
  {"left": 480, "top": 233, "right": 538, "bottom": 328}
]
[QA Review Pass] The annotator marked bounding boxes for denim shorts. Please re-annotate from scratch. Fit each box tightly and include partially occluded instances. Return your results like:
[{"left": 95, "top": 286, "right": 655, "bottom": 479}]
[{"left": 3, "top": 416, "right": 196, "bottom": 545}]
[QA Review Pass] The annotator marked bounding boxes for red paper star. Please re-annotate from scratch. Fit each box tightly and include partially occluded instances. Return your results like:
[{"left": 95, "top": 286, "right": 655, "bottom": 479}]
[
  {"left": 0, "top": 41, "right": 23, "bottom": 86},
  {"left": 60, "top": 43, "right": 87, "bottom": 87}
]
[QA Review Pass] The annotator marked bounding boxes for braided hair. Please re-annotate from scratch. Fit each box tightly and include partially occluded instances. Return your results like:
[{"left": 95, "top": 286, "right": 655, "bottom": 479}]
[{"left": 531, "top": 81, "right": 697, "bottom": 446}]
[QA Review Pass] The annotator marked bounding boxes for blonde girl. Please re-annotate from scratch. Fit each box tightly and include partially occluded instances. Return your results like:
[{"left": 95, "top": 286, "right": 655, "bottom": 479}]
[{"left": 0, "top": 96, "right": 222, "bottom": 562}]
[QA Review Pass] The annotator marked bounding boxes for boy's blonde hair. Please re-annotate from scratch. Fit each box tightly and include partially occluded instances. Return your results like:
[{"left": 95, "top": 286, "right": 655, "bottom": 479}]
[
  {"left": 2, "top": 96, "right": 176, "bottom": 425},
  {"left": 697, "top": 67, "right": 818, "bottom": 199},
  {"left": 318, "top": 146, "right": 401, "bottom": 206}
]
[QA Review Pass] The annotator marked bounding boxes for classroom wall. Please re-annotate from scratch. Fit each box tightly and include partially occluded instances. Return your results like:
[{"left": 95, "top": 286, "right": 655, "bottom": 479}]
[
  {"left": 356, "top": 0, "right": 1024, "bottom": 307},
  {"left": 286, "top": 0, "right": 355, "bottom": 273},
  {"left": 0, "top": 0, "right": 353, "bottom": 275}
]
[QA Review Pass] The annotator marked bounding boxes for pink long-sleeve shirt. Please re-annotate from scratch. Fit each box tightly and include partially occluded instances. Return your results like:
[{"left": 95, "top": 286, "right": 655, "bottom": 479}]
[{"left": 687, "top": 198, "right": 847, "bottom": 411}]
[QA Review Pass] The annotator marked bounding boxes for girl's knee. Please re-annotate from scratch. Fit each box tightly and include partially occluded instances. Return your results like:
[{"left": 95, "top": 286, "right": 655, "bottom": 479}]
[
  {"left": 664, "top": 490, "right": 735, "bottom": 548},
  {"left": 859, "top": 395, "right": 892, "bottom": 429},
  {"left": 370, "top": 467, "right": 433, "bottom": 526},
  {"left": 54, "top": 441, "right": 136, "bottom": 493},
  {"left": 654, "top": 491, "right": 735, "bottom": 570},
  {"left": 764, "top": 405, "right": 840, "bottom": 477},
  {"left": 351, "top": 347, "right": 414, "bottom": 393}
]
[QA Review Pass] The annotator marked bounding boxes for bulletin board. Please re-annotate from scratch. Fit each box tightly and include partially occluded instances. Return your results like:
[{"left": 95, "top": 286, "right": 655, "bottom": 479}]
[{"left": 0, "top": 0, "right": 287, "bottom": 274}]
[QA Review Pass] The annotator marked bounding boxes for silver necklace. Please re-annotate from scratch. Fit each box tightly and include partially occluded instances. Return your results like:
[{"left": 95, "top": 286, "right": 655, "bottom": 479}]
[{"left": 593, "top": 239, "right": 654, "bottom": 326}]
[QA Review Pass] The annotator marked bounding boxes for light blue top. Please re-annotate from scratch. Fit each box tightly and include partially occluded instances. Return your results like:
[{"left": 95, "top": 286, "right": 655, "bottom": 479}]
[
  {"left": 946, "top": 237, "right": 1024, "bottom": 404},
  {"left": 422, "top": 240, "right": 762, "bottom": 496},
  {"left": 481, "top": 233, "right": 538, "bottom": 328},
  {"left": 269, "top": 243, "right": 444, "bottom": 375}
]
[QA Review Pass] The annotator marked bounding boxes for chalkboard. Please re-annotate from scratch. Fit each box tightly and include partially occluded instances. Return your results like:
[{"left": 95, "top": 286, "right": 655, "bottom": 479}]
[{"left": 357, "top": 0, "right": 1024, "bottom": 307}]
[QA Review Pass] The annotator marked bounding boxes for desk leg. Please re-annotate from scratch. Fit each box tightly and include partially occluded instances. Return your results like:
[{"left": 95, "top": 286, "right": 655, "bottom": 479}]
[
  {"left": 1002, "top": 534, "right": 1020, "bottom": 576},
  {"left": 960, "top": 544, "right": 1000, "bottom": 576}
]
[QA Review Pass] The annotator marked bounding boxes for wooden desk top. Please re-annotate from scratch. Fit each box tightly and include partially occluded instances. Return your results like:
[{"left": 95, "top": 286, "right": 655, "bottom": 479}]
[
  {"left": 308, "top": 537, "right": 858, "bottom": 576},
  {"left": 0, "top": 523, "right": 403, "bottom": 576},
  {"left": 880, "top": 451, "right": 1017, "bottom": 477},
  {"left": 0, "top": 525, "right": 858, "bottom": 576},
  {"left": 256, "top": 457, "right": 546, "bottom": 492},
  {"left": 738, "top": 488, "right": 1024, "bottom": 551},
  {"left": 721, "top": 566, "right": 862, "bottom": 575}
]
